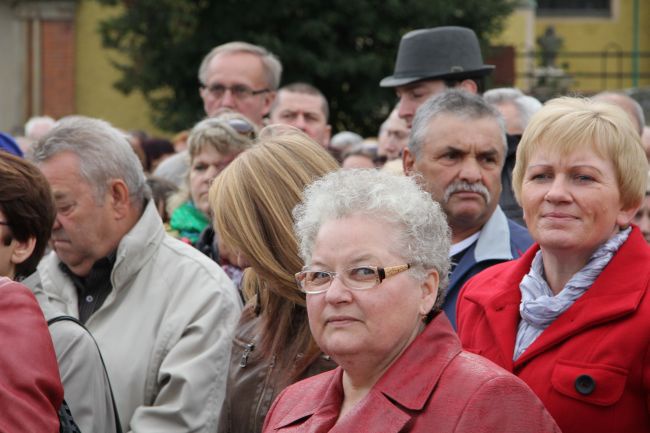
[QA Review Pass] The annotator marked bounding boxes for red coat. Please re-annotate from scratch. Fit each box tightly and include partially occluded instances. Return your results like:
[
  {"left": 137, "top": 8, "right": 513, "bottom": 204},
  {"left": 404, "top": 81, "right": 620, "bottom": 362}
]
[
  {"left": 262, "top": 313, "right": 559, "bottom": 433},
  {"left": 457, "top": 226, "right": 650, "bottom": 433},
  {"left": 0, "top": 277, "right": 63, "bottom": 432}
]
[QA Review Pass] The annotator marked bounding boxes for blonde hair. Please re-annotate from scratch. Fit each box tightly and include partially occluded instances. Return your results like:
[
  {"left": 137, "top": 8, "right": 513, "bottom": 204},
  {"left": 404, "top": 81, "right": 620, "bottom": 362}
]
[
  {"left": 187, "top": 112, "right": 257, "bottom": 159},
  {"left": 209, "top": 129, "right": 339, "bottom": 377},
  {"left": 513, "top": 97, "right": 647, "bottom": 210}
]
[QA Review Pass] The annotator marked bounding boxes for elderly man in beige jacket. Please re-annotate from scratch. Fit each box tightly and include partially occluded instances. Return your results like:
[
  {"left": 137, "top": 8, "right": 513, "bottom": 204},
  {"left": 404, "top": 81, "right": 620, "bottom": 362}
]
[{"left": 27, "top": 116, "right": 242, "bottom": 432}]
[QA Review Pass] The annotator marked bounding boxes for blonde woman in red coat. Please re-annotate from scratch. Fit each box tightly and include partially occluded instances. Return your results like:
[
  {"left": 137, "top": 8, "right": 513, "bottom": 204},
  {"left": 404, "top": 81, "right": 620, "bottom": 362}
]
[
  {"left": 262, "top": 169, "right": 560, "bottom": 433},
  {"left": 457, "top": 97, "right": 650, "bottom": 433}
]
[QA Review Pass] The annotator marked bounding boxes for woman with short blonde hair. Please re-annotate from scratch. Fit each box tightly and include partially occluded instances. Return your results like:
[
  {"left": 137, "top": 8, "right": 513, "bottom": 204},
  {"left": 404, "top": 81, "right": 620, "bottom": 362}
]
[{"left": 458, "top": 97, "right": 650, "bottom": 433}]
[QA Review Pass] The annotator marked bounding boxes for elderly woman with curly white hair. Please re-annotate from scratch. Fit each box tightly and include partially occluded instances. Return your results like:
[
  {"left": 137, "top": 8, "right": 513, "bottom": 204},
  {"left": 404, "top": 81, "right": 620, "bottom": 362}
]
[{"left": 262, "top": 169, "right": 559, "bottom": 433}]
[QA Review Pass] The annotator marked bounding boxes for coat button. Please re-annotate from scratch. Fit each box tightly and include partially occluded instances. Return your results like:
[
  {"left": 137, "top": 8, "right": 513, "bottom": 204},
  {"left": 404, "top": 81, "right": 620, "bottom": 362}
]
[{"left": 575, "top": 374, "right": 596, "bottom": 395}]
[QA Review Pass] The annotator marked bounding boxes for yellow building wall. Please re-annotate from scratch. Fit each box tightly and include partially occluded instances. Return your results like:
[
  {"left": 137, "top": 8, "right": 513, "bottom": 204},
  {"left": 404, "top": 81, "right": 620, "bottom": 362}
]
[
  {"left": 494, "top": 0, "right": 650, "bottom": 94},
  {"left": 75, "top": 0, "right": 164, "bottom": 135}
]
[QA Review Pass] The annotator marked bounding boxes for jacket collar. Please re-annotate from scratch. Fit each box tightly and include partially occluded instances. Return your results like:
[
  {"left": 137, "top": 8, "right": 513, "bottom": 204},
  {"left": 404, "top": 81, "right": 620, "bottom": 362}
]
[
  {"left": 449, "top": 206, "right": 513, "bottom": 290},
  {"left": 274, "top": 313, "right": 462, "bottom": 431},
  {"left": 474, "top": 205, "right": 514, "bottom": 263},
  {"left": 516, "top": 227, "right": 649, "bottom": 365},
  {"left": 463, "top": 227, "right": 650, "bottom": 367},
  {"left": 111, "top": 200, "right": 164, "bottom": 290},
  {"left": 37, "top": 200, "right": 164, "bottom": 301}
]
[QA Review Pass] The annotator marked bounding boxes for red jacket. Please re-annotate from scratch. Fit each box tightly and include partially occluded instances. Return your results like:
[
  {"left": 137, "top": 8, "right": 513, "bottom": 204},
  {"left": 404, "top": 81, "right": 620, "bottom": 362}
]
[
  {"left": 262, "top": 313, "right": 559, "bottom": 433},
  {"left": 457, "top": 226, "right": 650, "bottom": 433},
  {"left": 0, "top": 277, "right": 63, "bottom": 432}
]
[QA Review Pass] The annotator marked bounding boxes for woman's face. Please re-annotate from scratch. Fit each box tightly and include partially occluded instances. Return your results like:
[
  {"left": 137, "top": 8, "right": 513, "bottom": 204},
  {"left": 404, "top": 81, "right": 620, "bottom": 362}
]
[
  {"left": 190, "top": 147, "right": 238, "bottom": 215},
  {"left": 306, "top": 214, "right": 438, "bottom": 368},
  {"left": 521, "top": 146, "right": 637, "bottom": 259}
]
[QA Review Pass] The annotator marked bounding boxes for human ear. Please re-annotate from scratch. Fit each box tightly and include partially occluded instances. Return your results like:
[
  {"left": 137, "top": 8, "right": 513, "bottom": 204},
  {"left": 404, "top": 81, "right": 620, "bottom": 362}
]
[
  {"left": 262, "top": 91, "right": 277, "bottom": 117},
  {"left": 419, "top": 269, "right": 439, "bottom": 316},
  {"left": 11, "top": 236, "right": 36, "bottom": 266},
  {"left": 108, "top": 179, "right": 131, "bottom": 220},
  {"left": 616, "top": 203, "right": 641, "bottom": 228},
  {"left": 458, "top": 79, "right": 478, "bottom": 94},
  {"left": 403, "top": 148, "right": 416, "bottom": 175}
]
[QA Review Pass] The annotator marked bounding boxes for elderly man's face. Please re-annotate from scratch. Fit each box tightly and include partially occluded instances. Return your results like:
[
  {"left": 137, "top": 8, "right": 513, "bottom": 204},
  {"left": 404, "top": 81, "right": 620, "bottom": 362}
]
[
  {"left": 39, "top": 151, "right": 119, "bottom": 277},
  {"left": 404, "top": 114, "right": 504, "bottom": 239},
  {"left": 200, "top": 51, "right": 274, "bottom": 126},
  {"left": 270, "top": 91, "right": 331, "bottom": 147}
]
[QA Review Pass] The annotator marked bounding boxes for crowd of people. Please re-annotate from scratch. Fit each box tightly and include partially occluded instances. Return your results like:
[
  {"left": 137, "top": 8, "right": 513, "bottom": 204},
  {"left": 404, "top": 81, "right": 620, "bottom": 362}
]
[{"left": 0, "top": 24, "right": 648, "bottom": 433}]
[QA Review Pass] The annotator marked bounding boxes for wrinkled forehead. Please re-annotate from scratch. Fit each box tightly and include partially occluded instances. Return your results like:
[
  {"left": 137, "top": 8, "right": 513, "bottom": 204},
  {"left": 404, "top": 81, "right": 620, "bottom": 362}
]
[{"left": 427, "top": 113, "right": 505, "bottom": 152}]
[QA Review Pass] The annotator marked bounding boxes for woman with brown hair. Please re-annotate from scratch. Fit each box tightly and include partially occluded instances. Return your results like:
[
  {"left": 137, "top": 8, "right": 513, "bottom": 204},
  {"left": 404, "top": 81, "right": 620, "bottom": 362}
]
[{"left": 210, "top": 128, "right": 339, "bottom": 433}]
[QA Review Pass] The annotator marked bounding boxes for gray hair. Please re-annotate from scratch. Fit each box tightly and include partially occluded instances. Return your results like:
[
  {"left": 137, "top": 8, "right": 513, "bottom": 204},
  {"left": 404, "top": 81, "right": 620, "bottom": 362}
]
[
  {"left": 293, "top": 169, "right": 451, "bottom": 310},
  {"left": 30, "top": 116, "right": 148, "bottom": 205},
  {"left": 409, "top": 89, "right": 507, "bottom": 160},
  {"left": 592, "top": 91, "right": 646, "bottom": 135},
  {"left": 24, "top": 115, "right": 56, "bottom": 139},
  {"left": 483, "top": 87, "right": 542, "bottom": 132},
  {"left": 198, "top": 41, "right": 283, "bottom": 90}
]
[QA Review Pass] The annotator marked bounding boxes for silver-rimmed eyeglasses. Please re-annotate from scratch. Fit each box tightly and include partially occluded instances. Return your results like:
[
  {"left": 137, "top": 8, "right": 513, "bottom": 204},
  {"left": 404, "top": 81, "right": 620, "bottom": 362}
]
[
  {"left": 295, "top": 264, "right": 411, "bottom": 294},
  {"left": 200, "top": 83, "right": 270, "bottom": 100}
]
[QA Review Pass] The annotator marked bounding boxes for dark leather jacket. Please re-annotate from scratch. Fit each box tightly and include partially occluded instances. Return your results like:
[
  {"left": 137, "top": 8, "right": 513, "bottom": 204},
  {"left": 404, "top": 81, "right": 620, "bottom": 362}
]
[{"left": 217, "top": 305, "right": 336, "bottom": 433}]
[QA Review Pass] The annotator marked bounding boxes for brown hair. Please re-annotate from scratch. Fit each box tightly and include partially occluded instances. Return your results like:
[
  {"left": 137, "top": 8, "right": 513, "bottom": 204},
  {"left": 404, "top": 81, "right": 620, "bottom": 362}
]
[
  {"left": 209, "top": 128, "right": 338, "bottom": 380},
  {"left": 0, "top": 152, "right": 56, "bottom": 279}
]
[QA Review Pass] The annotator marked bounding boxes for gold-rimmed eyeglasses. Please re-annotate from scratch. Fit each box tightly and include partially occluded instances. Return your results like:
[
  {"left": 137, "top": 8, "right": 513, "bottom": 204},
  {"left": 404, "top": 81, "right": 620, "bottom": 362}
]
[{"left": 295, "top": 264, "right": 411, "bottom": 295}]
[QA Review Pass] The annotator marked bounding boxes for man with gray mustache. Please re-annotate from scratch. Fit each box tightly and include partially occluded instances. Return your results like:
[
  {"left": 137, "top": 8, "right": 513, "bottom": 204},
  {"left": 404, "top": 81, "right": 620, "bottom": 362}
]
[{"left": 404, "top": 89, "right": 532, "bottom": 329}]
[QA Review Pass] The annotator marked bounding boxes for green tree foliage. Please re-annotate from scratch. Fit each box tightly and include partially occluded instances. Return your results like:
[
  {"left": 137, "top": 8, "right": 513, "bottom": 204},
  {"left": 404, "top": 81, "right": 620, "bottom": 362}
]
[{"left": 96, "top": 0, "right": 515, "bottom": 135}]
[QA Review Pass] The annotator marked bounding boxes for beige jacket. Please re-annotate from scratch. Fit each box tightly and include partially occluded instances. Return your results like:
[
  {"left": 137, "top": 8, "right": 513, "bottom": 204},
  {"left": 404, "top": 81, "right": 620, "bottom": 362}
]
[
  {"left": 32, "top": 294, "right": 119, "bottom": 433},
  {"left": 29, "top": 201, "right": 242, "bottom": 432}
]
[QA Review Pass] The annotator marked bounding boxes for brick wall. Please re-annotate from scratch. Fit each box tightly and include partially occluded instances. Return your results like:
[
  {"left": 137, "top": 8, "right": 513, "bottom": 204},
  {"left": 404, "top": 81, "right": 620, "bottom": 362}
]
[{"left": 41, "top": 20, "right": 75, "bottom": 118}]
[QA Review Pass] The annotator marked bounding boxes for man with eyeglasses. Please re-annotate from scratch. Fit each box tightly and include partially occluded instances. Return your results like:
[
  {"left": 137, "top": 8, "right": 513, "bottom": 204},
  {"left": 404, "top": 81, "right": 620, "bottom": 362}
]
[
  {"left": 198, "top": 41, "right": 282, "bottom": 127},
  {"left": 155, "top": 41, "right": 281, "bottom": 187}
]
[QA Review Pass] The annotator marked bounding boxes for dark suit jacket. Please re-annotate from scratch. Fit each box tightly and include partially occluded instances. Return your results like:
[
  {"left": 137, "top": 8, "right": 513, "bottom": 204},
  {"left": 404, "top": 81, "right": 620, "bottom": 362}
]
[{"left": 443, "top": 206, "right": 532, "bottom": 328}]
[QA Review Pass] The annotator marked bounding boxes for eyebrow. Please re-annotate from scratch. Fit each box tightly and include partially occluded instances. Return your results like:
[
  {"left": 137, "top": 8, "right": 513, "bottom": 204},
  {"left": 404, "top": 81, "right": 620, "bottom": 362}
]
[
  {"left": 526, "top": 163, "right": 605, "bottom": 174},
  {"left": 52, "top": 191, "right": 69, "bottom": 201}
]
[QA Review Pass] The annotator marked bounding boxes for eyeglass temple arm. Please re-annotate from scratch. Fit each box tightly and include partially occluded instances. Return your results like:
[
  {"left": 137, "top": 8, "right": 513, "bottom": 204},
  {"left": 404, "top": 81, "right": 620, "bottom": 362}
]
[{"left": 379, "top": 264, "right": 411, "bottom": 281}]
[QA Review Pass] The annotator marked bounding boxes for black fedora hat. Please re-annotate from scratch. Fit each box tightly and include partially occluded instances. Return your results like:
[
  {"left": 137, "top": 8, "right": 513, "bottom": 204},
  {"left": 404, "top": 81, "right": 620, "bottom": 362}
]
[{"left": 380, "top": 26, "right": 494, "bottom": 88}]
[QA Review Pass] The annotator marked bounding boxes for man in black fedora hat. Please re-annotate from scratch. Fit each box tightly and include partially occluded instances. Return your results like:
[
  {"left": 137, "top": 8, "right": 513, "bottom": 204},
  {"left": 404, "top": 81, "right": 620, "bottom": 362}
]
[{"left": 380, "top": 26, "right": 494, "bottom": 127}]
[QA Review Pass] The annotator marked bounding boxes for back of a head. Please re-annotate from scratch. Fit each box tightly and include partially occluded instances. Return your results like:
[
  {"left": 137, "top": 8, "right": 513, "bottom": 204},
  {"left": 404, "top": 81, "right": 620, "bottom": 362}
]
[
  {"left": 31, "top": 116, "right": 148, "bottom": 204},
  {"left": 0, "top": 152, "right": 56, "bottom": 279},
  {"left": 592, "top": 91, "right": 645, "bottom": 136},
  {"left": 198, "top": 41, "right": 283, "bottom": 90},
  {"left": 24, "top": 116, "right": 57, "bottom": 140},
  {"left": 209, "top": 129, "right": 339, "bottom": 304},
  {"left": 329, "top": 131, "right": 363, "bottom": 153},
  {"left": 484, "top": 87, "right": 542, "bottom": 134},
  {"left": 513, "top": 96, "right": 647, "bottom": 210},
  {"left": 409, "top": 89, "right": 506, "bottom": 158}
]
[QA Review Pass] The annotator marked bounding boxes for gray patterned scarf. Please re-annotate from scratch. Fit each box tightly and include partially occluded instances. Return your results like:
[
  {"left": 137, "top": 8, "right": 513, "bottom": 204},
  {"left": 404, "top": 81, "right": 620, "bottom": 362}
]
[{"left": 513, "top": 227, "right": 631, "bottom": 360}]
